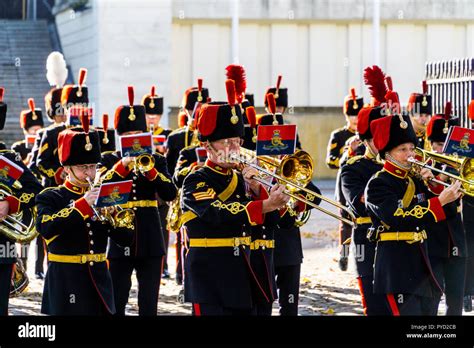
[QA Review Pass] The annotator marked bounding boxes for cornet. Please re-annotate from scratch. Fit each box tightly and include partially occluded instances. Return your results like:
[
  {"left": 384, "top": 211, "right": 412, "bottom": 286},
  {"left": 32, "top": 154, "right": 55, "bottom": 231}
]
[{"left": 133, "top": 153, "right": 155, "bottom": 174}]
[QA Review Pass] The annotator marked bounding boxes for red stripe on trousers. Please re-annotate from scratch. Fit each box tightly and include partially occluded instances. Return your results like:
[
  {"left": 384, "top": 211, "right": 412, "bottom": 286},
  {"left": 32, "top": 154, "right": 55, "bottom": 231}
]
[
  {"left": 193, "top": 303, "right": 201, "bottom": 316},
  {"left": 356, "top": 277, "right": 367, "bottom": 316},
  {"left": 386, "top": 294, "right": 400, "bottom": 316}
]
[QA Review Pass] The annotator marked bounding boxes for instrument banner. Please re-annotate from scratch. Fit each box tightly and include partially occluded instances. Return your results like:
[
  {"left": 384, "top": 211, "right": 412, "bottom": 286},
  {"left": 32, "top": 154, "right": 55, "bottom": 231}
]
[
  {"left": 0, "top": 155, "right": 24, "bottom": 186},
  {"left": 153, "top": 135, "right": 167, "bottom": 147},
  {"left": 256, "top": 124, "right": 296, "bottom": 156},
  {"left": 25, "top": 135, "right": 36, "bottom": 149},
  {"left": 95, "top": 180, "right": 133, "bottom": 207},
  {"left": 195, "top": 147, "right": 207, "bottom": 164},
  {"left": 443, "top": 126, "right": 474, "bottom": 158},
  {"left": 120, "top": 132, "right": 153, "bottom": 157}
]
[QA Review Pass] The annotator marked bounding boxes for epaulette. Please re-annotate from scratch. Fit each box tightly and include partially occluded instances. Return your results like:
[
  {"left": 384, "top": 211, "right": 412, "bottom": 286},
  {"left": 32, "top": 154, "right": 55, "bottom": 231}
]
[
  {"left": 168, "top": 127, "right": 186, "bottom": 137},
  {"left": 101, "top": 150, "right": 116, "bottom": 156},
  {"left": 346, "top": 155, "right": 364, "bottom": 165},
  {"left": 38, "top": 186, "right": 58, "bottom": 195},
  {"left": 0, "top": 149, "right": 16, "bottom": 154},
  {"left": 12, "top": 140, "right": 25, "bottom": 147}
]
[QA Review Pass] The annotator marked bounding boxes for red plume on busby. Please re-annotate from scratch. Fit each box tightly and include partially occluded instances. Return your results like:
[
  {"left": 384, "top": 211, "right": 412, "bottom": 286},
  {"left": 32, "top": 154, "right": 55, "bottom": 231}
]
[
  {"left": 28, "top": 98, "right": 38, "bottom": 120},
  {"left": 80, "top": 109, "right": 93, "bottom": 151},
  {"left": 469, "top": 100, "right": 474, "bottom": 121},
  {"left": 0, "top": 87, "right": 4, "bottom": 102},
  {"left": 266, "top": 93, "right": 278, "bottom": 125},
  {"left": 422, "top": 80, "right": 428, "bottom": 95},
  {"left": 246, "top": 106, "right": 257, "bottom": 143},
  {"left": 197, "top": 78, "right": 203, "bottom": 102},
  {"left": 343, "top": 87, "right": 364, "bottom": 116},
  {"left": 275, "top": 75, "right": 282, "bottom": 98},
  {"left": 20, "top": 98, "right": 44, "bottom": 130},
  {"left": 226, "top": 79, "right": 239, "bottom": 125},
  {"left": 149, "top": 85, "right": 156, "bottom": 108},
  {"left": 76, "top": 68, "right": 87, "bottom": 97},
  {"left": 128, "top": 86, "right": 135, "bottom": 121},
  {"left": 443, "top": 101, "right": 452, "bottom": 133},
  {"left": 225, "top": 64, "right": 247, "bottom": 104},
  {"left": 363, "top": 65, "right": 388, "bottom": 106},
  {"left": 426, "top": 101, "right": 458, "bottom": 142},
  {"left": 102, "top": 114, "right": 109, "bottom": 144}
]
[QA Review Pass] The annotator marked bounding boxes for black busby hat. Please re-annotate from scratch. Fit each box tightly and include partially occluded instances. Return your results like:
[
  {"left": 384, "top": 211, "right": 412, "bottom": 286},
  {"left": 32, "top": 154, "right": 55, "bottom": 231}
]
[
  {"left": 142, "top": 85, "right": 164, "bottom": 115},
  {"left": 20, "top": 98, "right": 44, "bottom": 130},
  {"left": 45, "top": 88, "right": 64, "bottom": 120},
  {"left": 344, "top": 88, "right": 364, "bottom": 116},
  {"left": 96, "top": 114, "right": 116, "bottom": 152},
  {"left": 58, "top": 113, "right": 101, "bottom": 166},
  {"left": 357, "top": 106, "right": 384, "bottom": 141},
  {"left": 407, "top": 81, "right": 432, "bottom": 116},
  {"left": 114, "top": 86, "right": 147, "bottom": 135},
  {"left": 182, "top": 79, "right": 209, "bottom": 112},
  {"left": 427, "top": 102, "right": 459, "bottom": 143},
  {"left": 197, "top": 80, "right": 244, "bottom": 142},
  {"left": 242, "top": 104, "right": 257, "bottom": 150},
  {"left": 257, "top": 93, "right": 284, "bottom": 126},
  {"left": 61, "top": 68, "right": 89, "bottom": 109},
  {"left": 244, "top": 94, "right": 254, "bottom": 107},
  {"left": 0, "top": 88, "right": 6, "bottom": 130},
  {"left": 371, "top": 114, "right": 417, "bottom": 159},
  {"left": 264, "top": 75, "right": 288, "bottom": 108}
]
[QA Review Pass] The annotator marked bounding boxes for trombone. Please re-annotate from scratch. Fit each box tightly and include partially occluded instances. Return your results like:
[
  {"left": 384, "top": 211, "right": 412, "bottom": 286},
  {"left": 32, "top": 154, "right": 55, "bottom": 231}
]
[
  {"left": 232, "top": 148, "right": 357, "bottom": 227},
  {"left": 408, "top": 148, "right": 474, "bottom": 197}
]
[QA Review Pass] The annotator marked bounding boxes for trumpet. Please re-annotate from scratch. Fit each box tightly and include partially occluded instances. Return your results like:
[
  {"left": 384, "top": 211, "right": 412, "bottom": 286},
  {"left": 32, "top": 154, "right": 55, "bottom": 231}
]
[
  {"left": 408, "top": 148, "right": 474, "bottom": 197},
  {"left": 0, "top": 184, "right": 38, "bottom": 243},
  {"left": 232, "top": 149, "right": 357, "bottom": 227},
  {"left": 86, "top": 177, "right": 136, "bottom": 228},
  {"left": 133, "top": 153, "right": 155, "bottom": 174}
]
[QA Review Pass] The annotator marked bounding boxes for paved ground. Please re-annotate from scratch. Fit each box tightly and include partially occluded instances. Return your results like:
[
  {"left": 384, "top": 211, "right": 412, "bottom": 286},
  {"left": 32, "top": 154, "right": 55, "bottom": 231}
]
[{"left": 8, "top": 180, "right": 472, "bottom": 316}]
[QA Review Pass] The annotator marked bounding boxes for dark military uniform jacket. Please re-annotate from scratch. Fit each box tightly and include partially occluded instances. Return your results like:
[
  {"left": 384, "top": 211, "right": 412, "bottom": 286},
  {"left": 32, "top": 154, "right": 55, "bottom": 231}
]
[
  {"left": 181, "top": 159, "right": 279, "bottom": 308},
  {"left": 365, "top": 160, "right": 452, "bottom": 297},
  {"left": 35, "top": 180, "right": 134, "bottom": 315},
  {"left": 326, "top": 126, "right": 356, "bottom": 169},
  {"left": 99, "top": 152, "right": 177, "bottom": 259},
  {"left": 36, "top": 123, "right": 67, "bottom": 187},
  {"left": 165, "top": 126, "right": 195, "bottom": 175},
  {"left": 11, "top": 140, "right": 30, "bottom": 162},
  {"left": 172, "top": 145, "right": 199, "bottom": 189},
  {"left": 340, "top": 152, "right": 383, "bottom": 276},
  {"left": 462, "top": 195, "right": 474, "bottom": 294},
  {"left": 0, "top": 150, "right": 43, "bottom": 264},
  {"left": 28, "top": 128, "right": 46, "bottom": 179},
  {"left": 152, "top": 126, "right": 173, "bottom": 154}
]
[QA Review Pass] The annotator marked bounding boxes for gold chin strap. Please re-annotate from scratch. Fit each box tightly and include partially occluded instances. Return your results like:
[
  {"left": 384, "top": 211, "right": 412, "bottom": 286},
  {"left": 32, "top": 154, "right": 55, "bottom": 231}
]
[{"left": 69, "top": 168, "right": 90, "bottom": 187}]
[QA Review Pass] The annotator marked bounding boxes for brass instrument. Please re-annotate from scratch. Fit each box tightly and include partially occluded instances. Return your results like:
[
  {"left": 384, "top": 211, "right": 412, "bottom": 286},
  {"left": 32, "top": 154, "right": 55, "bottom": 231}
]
[
  {"left": 409, "top": 148, "right": 474, "bottom": 196},
  {"left": 86, "top": 178, "right": 136, "bottom": 228},
  {"left": 166, "top": 189, "right": 182, "bottom": 233},
  {"left": 233, "top": 149, "right": 357, "bottom": 227},
  {"left": 133, "top": 153, "right": 155, "bottom": 174},
  {"left": 0, "top": 183, "right": 38, "bottom": 244}
]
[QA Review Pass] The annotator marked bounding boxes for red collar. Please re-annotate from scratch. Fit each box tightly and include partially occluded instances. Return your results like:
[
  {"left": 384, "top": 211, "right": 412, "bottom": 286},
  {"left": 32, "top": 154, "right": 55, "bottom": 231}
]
[
  {"left": 64, "top": 180, "right": 87, "bottom": 195},
  {"left": 205, "top": 159, "right": 231, "bottom": 175},
  {"left": 384, "top": 160, "right": 409, "bottom": 179}
]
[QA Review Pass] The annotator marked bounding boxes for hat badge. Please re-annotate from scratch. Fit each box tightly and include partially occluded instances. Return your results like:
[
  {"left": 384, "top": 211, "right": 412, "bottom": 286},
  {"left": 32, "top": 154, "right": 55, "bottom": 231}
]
[
  {"left": 128, "top": 106, "right": 136, "bottom": 121},
  {"left": 422, "top": 96, "right": 428, "bottom": 107}
]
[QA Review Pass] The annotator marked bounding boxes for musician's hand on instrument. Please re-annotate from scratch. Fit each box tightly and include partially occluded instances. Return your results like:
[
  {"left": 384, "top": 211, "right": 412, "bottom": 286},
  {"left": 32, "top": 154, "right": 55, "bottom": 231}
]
[
  {"left": 349, "top": 137, "right": 361, "bottom": 152},
  {"left": 0, "top": 200, "right": 9, "bottom": 221},
  {"left": 242, "top": 166, "right": 260, "bottom": 194},
  {"left": 438, "top": 180, "right": 462, "bottom": 206},
  {"left": 420, "top": 168, "right": 435, "bottom": 182},
  {"left": 84, "top": 187, "right": 100, "bottom": 207},
  {"left": 121, "top": 157, "right": 134, "bottom": 169},
  {"left": 262, "top": 184, "right": 289, "bottom": 213}
]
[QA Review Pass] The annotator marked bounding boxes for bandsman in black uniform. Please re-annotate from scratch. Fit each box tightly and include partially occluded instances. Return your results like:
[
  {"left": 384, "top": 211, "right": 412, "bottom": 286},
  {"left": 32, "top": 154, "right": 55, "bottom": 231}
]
[
  {"left": 0, "top": 90, "right": 43, "bottom": 315},
  {"left": 166, "top": 79, "right": 209, "bottom": 284},
  {"left": 340, "top": 103, "right": 387, "bottom": 315},
  {"left": 99, "top": 86, "right": 177, "bottom": 316},
  {"left": 326, "top": 88, "right": 363, "bottom": 271},
  {"left": 12, "top": 98, "right": 44, "bottom": 164},
  {"left": 142, "top": 86, "right": 173, "bottom": 278},
  {"left": 407, "top": 80, "right": 432, "bottom": 150},
  {"left": 96, "top": 114, "right": 116, "bottom": 154},
  {"left": 365, "top": 105, "right": 462, "bottom": 315},
  {"left": 181, "top": 80, "right": 289, "bottom": 315},
  {"left": 423, "top": 104, "right": 467, "bottom": 315},
  {"left": 258, "top": 92, "right": 322, "bottom": 316},
  {"left": 35, "top": 122, "right": 134, "bottom": 315},
  {"left": 36, "top": 67, "right": 88, "bottom": 188}
]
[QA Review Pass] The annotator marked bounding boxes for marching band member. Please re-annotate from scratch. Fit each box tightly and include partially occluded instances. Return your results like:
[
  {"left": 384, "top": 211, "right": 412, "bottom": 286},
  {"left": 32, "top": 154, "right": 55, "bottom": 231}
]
[
  {"left": 407, "top": 80, "right": 432, "bottom": 150},
  {"left": 99, "top": 86, "right": 176, "bottom": 316},
  {"left": 365, "top": 98, "right": 462, "bottom": 315},
  {"left": 181, "top": 80, "right": 288, "bottom": 315},
  {"left": 326, "top": 88, "right": 364, "bottom": 271},
  {"left": 423, "top": 103, "right": 466, "bottom": 315},
  {"left": 35, "top": 119, "right": 134, "bottom": 315},
  {"left": 0, "top": 89, "right": 43, "bottom": 315}
]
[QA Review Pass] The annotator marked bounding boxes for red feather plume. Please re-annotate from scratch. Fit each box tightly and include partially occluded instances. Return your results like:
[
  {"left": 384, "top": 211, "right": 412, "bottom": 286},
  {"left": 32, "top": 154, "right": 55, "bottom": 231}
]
[
  {"left": 80, "top": 109, "right": 89, "bottom": 134},
  {"left": 246, "top": 106, "right": 257, "bottom": 127},
  {"left": 225, "top": 64, "right": 247, "bottom": 103},
  {"left": 78, "top": 68, "right": 87, "bottom": 86},
  {"left": 197, "top": 78, "right": 203, "bottom": 93},
  {"left": 444, "top": 101, "right": 452, "bottom": 120},
  {"left": 151, "top": 86, "right": 156, "bottom": 97},
  {"left": 225, "top": 79, "right": 236, "bottom": 106},
  {"left": 385, "top": 76, "right": 393, "bottom": 91},
  {"left": 0, "top": 88, "right": 4, "bottom": 102},
  {"left": 276, "top": 75, "right": 282, "bottom": 90},
  {"left": 422, "top": 80, "right": 428, "bottom": 94},
  {"left": 363, "top": 65, "right": 388, "bottom": 105},
  {"left": 350, "top": 88, "right": 356, "bottom": 101},
  {"left": 267, "top": 93, "right": 276, "bottom": 115},
  {"left": 103, "top": 114, "right": 109, "bottom": 131},
  {"left": 28, "top": 98, "right": 35, "bottom": 112},
  {"left": 128, "top": 86, "right": 134, "bottom": 106}
]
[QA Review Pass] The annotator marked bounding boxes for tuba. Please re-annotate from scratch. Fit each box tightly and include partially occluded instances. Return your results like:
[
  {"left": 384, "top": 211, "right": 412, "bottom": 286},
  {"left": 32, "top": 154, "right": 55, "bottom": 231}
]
[
  {"left": 0, "top": 183, "right": 38, "bottom": 244},
  {"left": 10, "top": 259, "right": 29, "bottom": 297}
]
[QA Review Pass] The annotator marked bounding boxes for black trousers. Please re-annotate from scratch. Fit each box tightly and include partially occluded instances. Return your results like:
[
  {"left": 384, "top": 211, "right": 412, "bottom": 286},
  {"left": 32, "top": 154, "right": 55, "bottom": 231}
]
[
  {"left": 158, "top": 205, "right": 169, "bottom": 273},
  {"left": 425, "top": 256, "right": 466, "bottom": 316},
  {"left": 0, "top": 264, "right": 13, "bottom": 316},
  {"left": 35, "top": 236, "right": 46, "bottom": 274},
  {"left": 357, "top": 275, "right": 391, "bottom": 316},
  {"left": 109, "top": 257, "right": 163, "bottom": 316},
  {"left": 175, "top": 231, "right": 183, "bottom": 282},
  {"left": 385, "top": 293, "right": 429, "bottom": 316},
  {"left": 192, "top": 303, "right": 255, "bottom": 316},
  {"left": 275, "top": 264, "right": 300, "bottom": 316}
]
